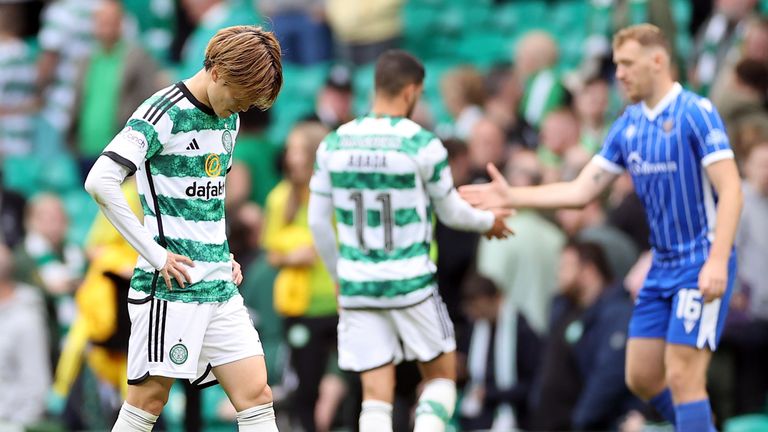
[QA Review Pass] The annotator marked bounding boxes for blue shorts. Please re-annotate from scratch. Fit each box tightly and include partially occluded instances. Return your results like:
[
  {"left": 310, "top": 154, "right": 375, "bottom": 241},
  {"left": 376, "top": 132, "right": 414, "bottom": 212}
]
[{"left": 628, "top": 257, "right": 736, "bottom": 350}]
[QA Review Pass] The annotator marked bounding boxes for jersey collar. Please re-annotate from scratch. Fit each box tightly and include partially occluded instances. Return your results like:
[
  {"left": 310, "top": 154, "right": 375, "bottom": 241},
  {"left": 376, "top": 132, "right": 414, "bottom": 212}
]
[{"left": 641, "top": 82, "right": 682, "bottom": 121}]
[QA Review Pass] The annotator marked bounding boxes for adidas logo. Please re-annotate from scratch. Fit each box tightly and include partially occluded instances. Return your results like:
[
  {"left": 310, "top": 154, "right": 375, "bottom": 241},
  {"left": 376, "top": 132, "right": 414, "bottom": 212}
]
[{"left": 186, "top": 139, "right": 200, "bottom": 150}]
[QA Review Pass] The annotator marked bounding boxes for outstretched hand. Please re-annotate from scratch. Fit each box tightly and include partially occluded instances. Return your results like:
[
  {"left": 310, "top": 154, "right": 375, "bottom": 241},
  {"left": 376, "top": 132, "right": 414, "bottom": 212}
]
[
  {"left": 459, "top": 163, "right": 513, "bottom": 210},
  {"left": 161, "top": 251, "right": 194, "bottom": 290},
  {"left": 485, "top": 208, "right": 515, "bottom": 240}
]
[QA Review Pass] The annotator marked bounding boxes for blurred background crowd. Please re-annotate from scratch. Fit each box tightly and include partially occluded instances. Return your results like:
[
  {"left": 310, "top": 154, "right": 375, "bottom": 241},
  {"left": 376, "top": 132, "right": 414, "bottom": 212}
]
[{"left": 1, "top": 0, "right": 768, "bottom": 431}]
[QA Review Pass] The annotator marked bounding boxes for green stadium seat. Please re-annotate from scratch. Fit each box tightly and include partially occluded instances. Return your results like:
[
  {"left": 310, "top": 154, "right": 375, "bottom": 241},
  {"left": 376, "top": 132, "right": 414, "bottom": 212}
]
[{"left": 724, "top": 414, "right": 768, "bottom": 432}]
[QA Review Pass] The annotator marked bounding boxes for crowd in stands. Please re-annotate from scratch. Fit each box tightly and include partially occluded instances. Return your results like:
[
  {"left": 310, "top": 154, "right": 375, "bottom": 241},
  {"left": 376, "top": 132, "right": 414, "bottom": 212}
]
[{"left": 1, "top": 0, "right": 768, "bottom": 431}]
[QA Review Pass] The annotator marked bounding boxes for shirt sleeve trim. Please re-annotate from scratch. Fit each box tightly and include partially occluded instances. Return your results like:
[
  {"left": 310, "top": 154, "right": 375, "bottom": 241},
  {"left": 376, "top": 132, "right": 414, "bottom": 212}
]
[
  {"left": 591, "top": 154, "right": 625, "bottom": 174},
  {"left": 101, "top": 151, "right": 138, "bottom": 176},
  {"left": 702, "top": 149, "right": 734, "bottom": 167}
]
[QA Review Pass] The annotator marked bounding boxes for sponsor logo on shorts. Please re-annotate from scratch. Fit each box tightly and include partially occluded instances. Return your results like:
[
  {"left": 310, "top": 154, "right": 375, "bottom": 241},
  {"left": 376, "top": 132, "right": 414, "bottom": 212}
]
[{"left": 170, "top": 343, "right": 188, "bottom": 365}]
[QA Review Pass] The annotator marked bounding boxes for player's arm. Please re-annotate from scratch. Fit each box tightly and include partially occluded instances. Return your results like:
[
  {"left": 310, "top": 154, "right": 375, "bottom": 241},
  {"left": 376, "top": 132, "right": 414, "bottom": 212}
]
[
  {"left": 84, "top": 118, "right": 193, "bottom": 289},
  {"left": 308, "top": 192, "right": 338, "bottom": 282},
  {"left": 307, "top": 140, "right": 339, "bottom": 281},
  {"left": 419, "top": 137, "right": 511, "bottom": 238},
  {"left": 460, "top": 160, "right": 618, "bottom": 210},
  {"left": 699, "top": 158, "right": 742, "bottom": 302}
]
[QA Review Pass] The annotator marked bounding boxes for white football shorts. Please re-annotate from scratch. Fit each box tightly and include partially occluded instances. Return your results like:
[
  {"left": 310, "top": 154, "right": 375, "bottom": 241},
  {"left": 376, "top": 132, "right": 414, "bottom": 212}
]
[
  {"left": 337, "top": 291, "right": 456, "bottom": 372},
  {"left": 126, "top": 289, "right": 263, "bottom": 387}
]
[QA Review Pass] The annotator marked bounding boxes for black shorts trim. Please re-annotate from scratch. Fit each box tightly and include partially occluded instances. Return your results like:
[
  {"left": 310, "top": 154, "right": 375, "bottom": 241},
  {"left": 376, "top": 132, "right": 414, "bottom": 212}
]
[
  {"left": 127, "top": 372, "right": 151, "bottom": 385},
  {"left": 191, "top": 363, "right": 216, "bottom": 388}
]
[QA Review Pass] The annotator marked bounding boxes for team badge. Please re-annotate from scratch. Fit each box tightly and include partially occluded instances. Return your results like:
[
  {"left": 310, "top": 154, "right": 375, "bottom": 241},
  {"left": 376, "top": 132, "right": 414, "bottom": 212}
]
[
  {"left": 222, "top": 130, "right": 233, "bottom": 154},
  {"left": 663, "top": 119, "right": 674, "bottom": 132},
  {"left": 170, "top": 342, "right": 188, "bottom": 365}
]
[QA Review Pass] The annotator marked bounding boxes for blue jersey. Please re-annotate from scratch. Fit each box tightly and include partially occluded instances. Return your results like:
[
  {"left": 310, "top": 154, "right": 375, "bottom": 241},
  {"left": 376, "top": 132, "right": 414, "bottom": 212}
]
[{"left": 594, "top": 83, "right": 734, "bottom": 268}]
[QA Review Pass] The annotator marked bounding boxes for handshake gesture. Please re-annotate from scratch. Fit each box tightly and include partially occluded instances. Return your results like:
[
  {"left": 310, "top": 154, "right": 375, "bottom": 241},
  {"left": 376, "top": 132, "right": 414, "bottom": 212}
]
[{"left": 460, "top": 164, "right": 516, "bottom": 240}]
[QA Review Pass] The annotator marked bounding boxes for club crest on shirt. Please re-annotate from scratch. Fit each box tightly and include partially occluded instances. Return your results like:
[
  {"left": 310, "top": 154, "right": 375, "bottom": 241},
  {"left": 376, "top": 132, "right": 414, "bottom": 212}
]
[{"left": 222, "top": 130, "right": 233, "bottom": 154}]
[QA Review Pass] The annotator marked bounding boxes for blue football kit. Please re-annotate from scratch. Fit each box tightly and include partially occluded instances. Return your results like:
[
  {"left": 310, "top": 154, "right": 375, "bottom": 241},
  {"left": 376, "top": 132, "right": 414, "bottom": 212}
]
[{"left": 593, "top": 83, "right": 736, "bottom": 350}]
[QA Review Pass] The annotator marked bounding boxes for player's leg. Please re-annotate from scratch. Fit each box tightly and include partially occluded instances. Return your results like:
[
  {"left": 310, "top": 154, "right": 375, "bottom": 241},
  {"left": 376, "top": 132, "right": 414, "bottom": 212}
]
[
  {"left": 203, "top": 295, "right": 276, "bottom": 431},
  {"left": 213, "top": 355, "right": 277, "bottom": 431},
  {"left": 394, "top": 292, "right": 458, "bottom": 432},
  {"left": 624, "top": 269, "right": 677, "bottom": 425},
  {"left": 337, "top": 308, "right": 401, "bottom": 432},
  {"left": 665, "top": 258, "right": 736, "bottom": 432},
  {"left": 113, "top": 377, "right": 174, "bottom": 431},
  {"left": 359, "top": 363, "right": 397, "bottom": 432}
]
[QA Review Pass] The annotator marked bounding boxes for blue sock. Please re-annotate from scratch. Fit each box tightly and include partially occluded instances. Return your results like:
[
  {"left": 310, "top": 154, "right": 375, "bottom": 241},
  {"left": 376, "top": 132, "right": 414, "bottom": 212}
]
[
  {"left": 675, "top": 399, "right": 715, "bottom": 432},
  {"left": 649, "top": 388, "right": 676, "bottom": 424}
]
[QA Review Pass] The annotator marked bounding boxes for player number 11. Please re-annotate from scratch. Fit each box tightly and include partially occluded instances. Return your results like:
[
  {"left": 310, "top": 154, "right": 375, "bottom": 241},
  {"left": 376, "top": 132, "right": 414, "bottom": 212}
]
[{"left": 349, "top": 191, "right": 394, "bottom": 253}]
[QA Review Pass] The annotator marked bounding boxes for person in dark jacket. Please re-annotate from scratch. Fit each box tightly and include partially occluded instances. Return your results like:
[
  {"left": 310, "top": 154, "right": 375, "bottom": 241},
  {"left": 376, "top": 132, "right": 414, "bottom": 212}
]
[
  {"left": 457, "top": 272, "right": 542, "bottom": 431},
  {"left": 530, "top": 241, "right": 642, "bottom": 431}
]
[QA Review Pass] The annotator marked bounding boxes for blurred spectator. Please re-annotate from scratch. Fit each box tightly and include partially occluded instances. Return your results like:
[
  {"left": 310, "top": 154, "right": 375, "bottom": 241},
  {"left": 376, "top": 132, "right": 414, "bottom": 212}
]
[
  {"left": 263, "top": 121, "right": 342, "bottom": 432},
  {"left": 467, "top": 118, "right": 507, "bottom": 182},
  {"left": 0, "top": 3, "right": 38, "bottom": 157},
  {"left": 0, "top": 245, "right": 50, "bottom": 428},
  {"left": 710, "top": 16, "right": 768, "bottom": 106},
  {"left": 537, "top": 108, "right": 581, "bottom": 184},
  {"left": 574, "top": 76, "right": 611, "bottom": 155},
  {"left": 225, "top": 161, "right": 253, "bottom": 212},
  {"left": 228, "top": 202, "right": 264, "bottom": 276},
  {"left": 178, "top": 0, "right": 260, "bottom": 79},
  {"left": 258, "top": 0, "right": 332, "bottom": 65},
  {"left": 736, "top": 140, "right": 768, "bottom": 322},
  {"left": 727, "top": 140, "right": 768, "bottom": 414},
  {"left": 483, "top": 64, "right": 538, "bottom": 150},
  {"left": 234, "top": 108, "right": 279, "bottom": 207},
  {"left": 441, "top": 66, "right": 486, "bottom": 140},
  {"left": 325, "top": 0, "right": 404, "bottom": 66},
  {"left": 712, "top": 59, "right": 768, "bottom": 166},
  {"left": 476, "top": 150, "right": 565, "bottom": 335},
  {"left": 606, "top": 173, "right": 652, "bottom": 252},
  {"left": 122, "top": 0, "right": 177, "bottom": 63},
  {"left": 307, "top": 64, "right": 355, "bottom": 130},
  {"left": 37, "top": 0, "right": 99, "bottom": 135},
  {"left": 0, "top": 177, "right": 27, "bottom": 249},
  {"left": 458, "top": 273, "right": 542, "bottom": 431},
  {"left": 689, "top": 0, "right": 759, "bottom": 95},
  {"left": 435, "top": 138, "right": 478, "bottom": 330},
  {"left": 515, "top": 31, "right": 567, "bottom": 128},
  {"left": 556, "top": 200, "right": 640, "bottom": 281},
  {"left": 15, "top": 193, "right": 85, "bottom": 361},
  {"left": 530, "top": 241, "right": 639, "bottom": 431},
  {"left": 72, "top": 0, "right": 168, "bottom": 177}
]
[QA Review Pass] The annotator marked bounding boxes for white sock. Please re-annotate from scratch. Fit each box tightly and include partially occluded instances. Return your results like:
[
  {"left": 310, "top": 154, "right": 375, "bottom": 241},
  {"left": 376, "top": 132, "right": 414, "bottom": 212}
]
[
  {"left": 236, "top": 402, "right": 279, "bottom": 431},
  {"left": 359, "top": 400, "right": 393, "bottom": 432},
  {"left": 112, "top": 402, "right": 158, "bottom": 432},
  {"left": 414, "top": 378, "right": 456, "bottom": 432}
]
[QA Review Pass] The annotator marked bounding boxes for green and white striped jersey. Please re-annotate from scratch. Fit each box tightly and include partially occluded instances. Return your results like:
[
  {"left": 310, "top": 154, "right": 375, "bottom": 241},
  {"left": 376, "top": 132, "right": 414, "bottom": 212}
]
[
  {"left": 103, "top": 82, "right": 238, "bottom": 303},
  {"left": 310, "top": 114, "right": 453, "bottom": 309},
  {"left": 0, "top": 38, "right": 37, "bottom": 155}
]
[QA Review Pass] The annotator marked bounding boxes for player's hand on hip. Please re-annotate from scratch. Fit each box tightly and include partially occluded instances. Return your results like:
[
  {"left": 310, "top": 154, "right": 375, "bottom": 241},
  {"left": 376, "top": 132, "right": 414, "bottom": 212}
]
[
  {"left": 161, "top": 251, "right": 194, "bottom": 290},
  {"left": 459, "top": 163, "right": 513, "bottom": 210},
  {"left": 484, "top": 208, "right": 514, "bottom": 240},
  {"left": 231, "top": 253, "right": 243, "bottom": 286},
  {"left": 699, "top": 257, "right": 728, "bottom": 302}
]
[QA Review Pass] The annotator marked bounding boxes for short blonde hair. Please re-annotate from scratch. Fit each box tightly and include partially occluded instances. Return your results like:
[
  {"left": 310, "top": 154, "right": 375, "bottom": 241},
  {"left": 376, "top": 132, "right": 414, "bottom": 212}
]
[
  {"left": 204, "top": 26, "right": 283, "bottom": 111},
  {"left": 613, "top": 24, "right": 672, "bottom": 56}
]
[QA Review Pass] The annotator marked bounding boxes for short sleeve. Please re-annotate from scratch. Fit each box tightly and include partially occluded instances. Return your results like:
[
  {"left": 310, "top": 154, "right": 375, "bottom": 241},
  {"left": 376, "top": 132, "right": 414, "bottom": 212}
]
[
  {"left": 102, "top": 114, "right": 165, "bottom": 175},
  {"left": 685, "top": 97, "right": 734, "bottom": 166},
  {"left": 593, "top": 112, "right": 629, "bottom": 174},
  {"left": 416, "top": 136, "right": 453, "bottom": 199},
  {"left": 310, "top": 139, "right": 333, "bottom": 197}
]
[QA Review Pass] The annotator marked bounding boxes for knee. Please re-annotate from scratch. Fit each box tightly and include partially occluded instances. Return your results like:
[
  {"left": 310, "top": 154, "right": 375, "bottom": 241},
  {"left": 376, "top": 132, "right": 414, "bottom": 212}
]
[
  {"left": 127, "top": 393, "right": 168, "bottom": 416},
  {"left": 665, "top": 363, "right": 693, "bottom": 395},
  {"left": 626, "top": 366, "right": 665, "bottom": 401}
]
